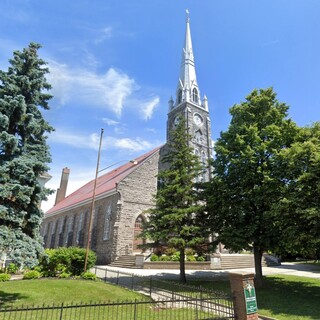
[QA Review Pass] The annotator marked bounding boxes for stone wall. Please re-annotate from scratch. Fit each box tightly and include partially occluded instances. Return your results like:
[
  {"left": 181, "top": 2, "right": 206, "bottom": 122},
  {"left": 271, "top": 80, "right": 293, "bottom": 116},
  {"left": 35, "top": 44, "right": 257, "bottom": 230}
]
[
  {"left": 41, "top": 192, "right": 120, "bottom": 265},
  {"left": 115, "top": 149, "right": 161, "bottom": 259}
]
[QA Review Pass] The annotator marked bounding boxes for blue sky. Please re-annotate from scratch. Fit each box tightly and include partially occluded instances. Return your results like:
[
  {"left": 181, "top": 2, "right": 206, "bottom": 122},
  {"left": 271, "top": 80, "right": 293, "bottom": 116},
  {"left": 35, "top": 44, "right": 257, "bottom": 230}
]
[{"left": 0, "top": 0, "right": 319, "bottom": 211}]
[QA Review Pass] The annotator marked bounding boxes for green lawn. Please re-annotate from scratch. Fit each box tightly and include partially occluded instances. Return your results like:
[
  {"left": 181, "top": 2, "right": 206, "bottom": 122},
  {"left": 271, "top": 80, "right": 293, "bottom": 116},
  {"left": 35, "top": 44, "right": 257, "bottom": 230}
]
[
  {"left": 0, "top": 279, "right": 146, "bottom": 307},
  {"left": 1, "top": 274, "right": 319, "bottom": 320},
  {"left": 186, "top": 274, "right": 320, "bottom": 320},
  {"left": 0, "top": 279, "right": 220, "bottom": 320}
]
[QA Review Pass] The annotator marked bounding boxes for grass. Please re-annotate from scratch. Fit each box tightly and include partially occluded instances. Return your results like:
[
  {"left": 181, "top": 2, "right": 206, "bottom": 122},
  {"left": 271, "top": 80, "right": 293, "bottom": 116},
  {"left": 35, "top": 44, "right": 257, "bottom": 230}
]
[
  {"left": 0, "top": 279, "right": 221, "bottom": 320},
  {"left": 184, "top": 274, "right": 320, "bottom": 320},
  {"left": 0, "top": 279, "right": 146, "bottom": 308},
  {"left": 1, "top": 274, "right": 319, "bottom": 319}
]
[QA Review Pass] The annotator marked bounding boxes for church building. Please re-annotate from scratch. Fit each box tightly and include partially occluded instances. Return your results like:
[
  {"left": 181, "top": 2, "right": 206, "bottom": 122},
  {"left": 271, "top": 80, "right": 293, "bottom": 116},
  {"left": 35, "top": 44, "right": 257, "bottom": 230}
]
[{"left": 41, "top": 13, "right": 213, "bottom": 265}]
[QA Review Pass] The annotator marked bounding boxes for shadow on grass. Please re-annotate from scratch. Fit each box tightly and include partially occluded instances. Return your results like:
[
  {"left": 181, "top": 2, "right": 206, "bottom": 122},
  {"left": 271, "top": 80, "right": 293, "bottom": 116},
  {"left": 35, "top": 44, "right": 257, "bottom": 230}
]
[
  {"left": 0, "top": 291, "right": 28, "bottom": 308},
  {"left": 257, "top": 276, "right": 320, "bottom": 319}
]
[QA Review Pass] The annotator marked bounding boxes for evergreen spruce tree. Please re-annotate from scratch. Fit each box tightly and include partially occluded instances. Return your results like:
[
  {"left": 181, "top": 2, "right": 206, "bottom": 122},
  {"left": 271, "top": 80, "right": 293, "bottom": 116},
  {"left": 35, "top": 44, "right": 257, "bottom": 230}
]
[
  {"left": 0, "top": 43, "right": 53, "bottom": 268},
  {"left": 142, "top": 117, "right": 208, "bottom": 283}
]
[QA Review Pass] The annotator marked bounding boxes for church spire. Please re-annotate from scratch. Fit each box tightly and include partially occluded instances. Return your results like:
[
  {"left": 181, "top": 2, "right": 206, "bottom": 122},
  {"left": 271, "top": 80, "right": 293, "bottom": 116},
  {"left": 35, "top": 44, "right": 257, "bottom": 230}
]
[{"left": 174, "top": 10, "right": 202, "bottom": 109}]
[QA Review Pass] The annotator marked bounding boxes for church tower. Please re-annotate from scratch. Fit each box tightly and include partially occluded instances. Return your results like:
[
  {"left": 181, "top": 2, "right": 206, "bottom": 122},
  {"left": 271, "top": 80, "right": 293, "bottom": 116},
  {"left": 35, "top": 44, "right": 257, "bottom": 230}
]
[{"left": 167, "top": 12, "right": 212, "bottom": 181}]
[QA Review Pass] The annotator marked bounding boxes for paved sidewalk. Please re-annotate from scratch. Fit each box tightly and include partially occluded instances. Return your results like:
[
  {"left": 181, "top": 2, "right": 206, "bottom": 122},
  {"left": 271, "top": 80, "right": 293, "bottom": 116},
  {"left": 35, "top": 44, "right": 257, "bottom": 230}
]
[{"left": 94, "top": 262, "right": 320, "bottom": 280}]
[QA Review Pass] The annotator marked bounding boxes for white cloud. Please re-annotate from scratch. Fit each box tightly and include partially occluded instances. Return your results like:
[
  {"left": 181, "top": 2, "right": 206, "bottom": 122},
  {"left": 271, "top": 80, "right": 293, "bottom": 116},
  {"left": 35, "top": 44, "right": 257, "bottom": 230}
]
[
  {"left": 146, "top": 128, "right": 157, "bottom": 133},
  {"left": 102, "top": 118, "right": 120, "bottom": 126},
  {"left": 139, "top": 96, "right": 160, "bottom": 120},
  {"left": 49, "top": 129, "right": 154, "bottom": 152},
  {"left": 94, "top": 26, "right": 113, "bottom": 44},
  {"left": 48, "top": 60, "right": 136, "bottom": 116},
  {"left": 109, "top": 137, "right": 153, "bottom": 152},
  {"left": 49, "top": 129, "right": 100, "bottom": 150}
]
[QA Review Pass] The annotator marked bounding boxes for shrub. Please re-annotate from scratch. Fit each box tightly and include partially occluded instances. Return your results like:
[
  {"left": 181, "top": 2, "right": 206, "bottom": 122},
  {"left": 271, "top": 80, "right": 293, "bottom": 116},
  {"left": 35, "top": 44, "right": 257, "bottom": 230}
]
[
  {"left": 196, "top": 256, "right": 206, "bottom": 262},
  {"left": 81, "top": 271, "right": 97, "bottom": 280},
  {"left": 159, "top": 255, "right": 170, "bottom": 261},
  {"left": 58, "top": 272, "right": 71, "bottom": 279},
  {"left": 38, "top": 247, "right": 97, "bottom": 277},
  {"left": 150, "top": 254, "right": 159, "bottom": 261},
  {"left": 6, "top": 263, "right": 19, "bottom": 274},
  {"left": 185, "top": 248, "right": 195, "bottom": 256},
  {"left": 67, "top": 247, "right": 96, "bottom": 276},
  {"left": 164, "top": 247, "right": 176, "bottom": 256},
  {"left": 23, "top": 270, "right": 42, "bottom": 280},
  {"left": 171, "top": 252, "right": 180, "bottom": 261},
  {"left": 0, "top": 273, "right": 11, "bottom": 281},
  {"left": 186, "top": 255, "right": 196, "bottom": 262}
]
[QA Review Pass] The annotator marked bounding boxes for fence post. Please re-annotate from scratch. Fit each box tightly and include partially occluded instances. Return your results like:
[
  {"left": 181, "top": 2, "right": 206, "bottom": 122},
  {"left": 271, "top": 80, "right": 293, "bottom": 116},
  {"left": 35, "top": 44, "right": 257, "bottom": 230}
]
[
  {"left": 133, "top": 299, "right": 137, "bottom": 320},
  {"left": 117, "top": 270, "right": 119, "bottom": 285},
  {"left": 195, "top": 297, "right": 199, "bottom": 320},
  {"left": 229, "top": 272, "right": 258, "bottom": 320},
  {"left": 131, "top": 274, "right": 134, "bottom": 290},
  {"left": 59, "top": 303, "right": 64, "bottom": 320},
  {"left": 149, "top": 276, "right": 152, "bottom": 296}
]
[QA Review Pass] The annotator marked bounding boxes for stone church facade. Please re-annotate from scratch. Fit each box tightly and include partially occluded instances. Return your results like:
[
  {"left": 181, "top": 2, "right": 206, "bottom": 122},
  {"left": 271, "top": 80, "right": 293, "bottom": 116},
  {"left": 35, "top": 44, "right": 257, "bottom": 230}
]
[{"left": 41, "top": 13, "right": 213, "bottom": 265}]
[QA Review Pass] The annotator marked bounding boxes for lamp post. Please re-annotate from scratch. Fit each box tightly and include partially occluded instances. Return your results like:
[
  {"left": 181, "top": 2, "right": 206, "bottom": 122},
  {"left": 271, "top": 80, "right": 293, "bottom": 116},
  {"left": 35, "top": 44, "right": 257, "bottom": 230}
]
[{"left": 83, "top": 128, "right": 138, "bottom": 272}]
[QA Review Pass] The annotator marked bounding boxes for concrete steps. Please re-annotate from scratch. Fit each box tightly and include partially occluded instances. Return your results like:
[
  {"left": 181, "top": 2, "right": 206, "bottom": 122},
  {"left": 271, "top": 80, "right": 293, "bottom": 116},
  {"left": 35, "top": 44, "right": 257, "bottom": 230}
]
[
  {"left": 220, "top": 254, "right": 257, "bottom": 269},
  {"left": 219, "top": 254, "right": 280, "bottom": 269},
  {"left": 110, "top": 255, "right": 136, "bottom": 268}
]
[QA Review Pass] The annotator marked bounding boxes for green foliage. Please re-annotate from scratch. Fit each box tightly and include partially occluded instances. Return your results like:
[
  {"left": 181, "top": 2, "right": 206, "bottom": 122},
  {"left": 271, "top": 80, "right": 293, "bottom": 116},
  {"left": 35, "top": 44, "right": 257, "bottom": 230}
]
[
  {"left": 81, "top": 271, "right": 97, "bottom": 280},
  {"left": 186, "top": 255, "right": 196, "bottom": 262},
  {"left": 159, "top": 255, "right": 170, "bottom": 261},
  {"left": 58, "top": 272, "right": 71, "bottom": 279},
  {"left": 150, "top": 254, "right": 159, "bottom": 261},
  {"left": 196, "top": 256, "right": 205, "bottom": 262},
  {"left": 142, "top": 117, "right": 209, "bottom": 282},
  {"left": 0, "top": 43, "right": 54, "bottom": 268},
  {"left": 23, "top": 270, "right": 42, "bottom": 279},
  {"left": 171, "top": 252, "right": 180, "bottom": 261},
  {"left": 164, "top": 247, "right": 176, "bottom": 256},
  {"left": 6, "top": 263, "right": 19, "bottom": 274},
  {"left": 205, "top": 88, "right": 299, "bottom": 287},
  {"left": 38, "top": 247, "right": 97, "bottom": 276},
  {"left": 0, "top": 273, "right": 11, "bottom": 281},
  {"left": 275, "top": 122, "right": 320, "bottom": 259}
]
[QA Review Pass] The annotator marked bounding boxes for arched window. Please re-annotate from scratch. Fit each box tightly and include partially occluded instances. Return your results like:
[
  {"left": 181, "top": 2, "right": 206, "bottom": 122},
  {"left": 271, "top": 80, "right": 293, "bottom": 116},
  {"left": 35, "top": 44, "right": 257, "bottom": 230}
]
[
  {"left": 201, "top": 151, "right": 207, "bottom": 182},
  {"left": 103, "top": 204, "right": 112, "bottom": 240},
  {"left": 195, "top": 130, "right": 203, "bottom": 144},
  {"left": 192, "top": 88, "right": 198, "bottom": 103},
  {"left": 133, "top": 215, "right": 146, "bottom": 251}
]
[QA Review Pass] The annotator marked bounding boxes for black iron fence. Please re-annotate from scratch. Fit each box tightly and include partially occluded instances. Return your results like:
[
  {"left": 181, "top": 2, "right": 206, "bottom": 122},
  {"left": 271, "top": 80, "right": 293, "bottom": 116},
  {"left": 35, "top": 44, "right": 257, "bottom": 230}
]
[
  {"left": 92, "top": 266, "right": 235, "bottom": 319},
  {"left": 0, "top": 267, "right": 235, "bottom": 319},
  {"left": 0, "top": 297, "right": 232, "bottom": 320}
]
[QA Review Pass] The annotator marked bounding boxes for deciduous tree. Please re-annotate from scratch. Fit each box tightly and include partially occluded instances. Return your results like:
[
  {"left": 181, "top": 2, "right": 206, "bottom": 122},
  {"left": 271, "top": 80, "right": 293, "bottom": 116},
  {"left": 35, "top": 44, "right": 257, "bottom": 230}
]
[
  {"left": 275, "top": 122, "right": 320, "bottom": 260},
  {"left": 206, "top": 88, "right": 298, "bottom": 287}
]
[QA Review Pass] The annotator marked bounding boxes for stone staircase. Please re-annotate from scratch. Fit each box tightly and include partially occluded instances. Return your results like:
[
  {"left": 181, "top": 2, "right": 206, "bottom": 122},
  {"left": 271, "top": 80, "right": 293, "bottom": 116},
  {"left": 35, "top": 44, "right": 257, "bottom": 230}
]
[
  {"left": 109, "top": 255, "right": 137, "bottom": 268},
  {"left": 219, "top": 254, "right": 280, "bottom": 269},
  {"left": 110, "top": 253, "right": 280, "bottom": 269}
]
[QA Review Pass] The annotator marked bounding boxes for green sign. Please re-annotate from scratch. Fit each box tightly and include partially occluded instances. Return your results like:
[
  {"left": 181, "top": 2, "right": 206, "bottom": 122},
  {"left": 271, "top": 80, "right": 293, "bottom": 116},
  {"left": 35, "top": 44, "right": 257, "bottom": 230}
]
[{"left": 244, "top": 283, "right": 258, "bottom": 314}]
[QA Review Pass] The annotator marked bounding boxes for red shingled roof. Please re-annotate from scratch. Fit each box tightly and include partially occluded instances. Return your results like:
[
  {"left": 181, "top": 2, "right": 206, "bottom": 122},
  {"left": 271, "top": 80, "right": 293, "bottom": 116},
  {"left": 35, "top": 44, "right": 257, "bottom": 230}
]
[{"left": 46, "top": 146, "right": 161, "bottom": 215}]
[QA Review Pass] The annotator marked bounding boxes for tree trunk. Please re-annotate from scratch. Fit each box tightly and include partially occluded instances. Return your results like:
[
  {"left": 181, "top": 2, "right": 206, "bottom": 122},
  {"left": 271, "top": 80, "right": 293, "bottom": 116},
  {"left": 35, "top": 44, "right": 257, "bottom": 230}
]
[
  {"left": 179, "top": 248, "right": 186, "bottom": 283},
  {"left": 253, "top": 245, "right": 263, "bottom": 288}
]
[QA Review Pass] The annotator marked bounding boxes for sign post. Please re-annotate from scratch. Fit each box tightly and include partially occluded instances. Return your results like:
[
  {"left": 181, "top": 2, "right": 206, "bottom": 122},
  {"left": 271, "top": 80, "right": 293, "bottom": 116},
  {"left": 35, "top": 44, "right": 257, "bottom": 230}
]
[{"left": 229, "top": 272, "right": 259, "bottom": 320}]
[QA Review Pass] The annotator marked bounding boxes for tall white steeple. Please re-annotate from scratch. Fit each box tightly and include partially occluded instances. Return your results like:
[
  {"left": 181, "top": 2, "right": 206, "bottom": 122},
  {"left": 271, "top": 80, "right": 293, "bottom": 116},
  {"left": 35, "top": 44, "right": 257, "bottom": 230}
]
[
  {"left": 166, "top": 11, "right": 212, "bottom": 182},
  {"left": 169, "top": 10, "right": 208, "bottom": 111}
]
